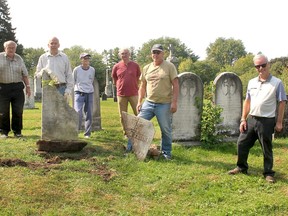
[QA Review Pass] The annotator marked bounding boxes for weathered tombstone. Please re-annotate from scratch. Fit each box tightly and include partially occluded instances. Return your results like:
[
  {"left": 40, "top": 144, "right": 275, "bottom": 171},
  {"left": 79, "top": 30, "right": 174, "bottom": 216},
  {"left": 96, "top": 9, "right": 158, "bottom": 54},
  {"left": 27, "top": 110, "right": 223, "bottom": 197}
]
[
  {"left": 92, "top": 78, "right": 102, "bottom": 130},
  {"left": 166, "top": 44, "right": 179, "bottom": 68},
  {"left": 34, "top": 77, "right": 42, "bottom": 101},
  {"left": 37, "top": 69, "right": 87, "bottom": 152},
  {"left": 24, "top": 76, "right": 35, "bottom": 109},
  {"left": 214, "top": 72, "right": 242, "bottom": 136},
  {"left": 122, "top": 111, "right": 155, "bottom": 160},
  {"left": 104, "top": 69, "right": 113, "bottom": 97},
  {"left": 172, "top": 72, "right": 203, "bottom": 141}
]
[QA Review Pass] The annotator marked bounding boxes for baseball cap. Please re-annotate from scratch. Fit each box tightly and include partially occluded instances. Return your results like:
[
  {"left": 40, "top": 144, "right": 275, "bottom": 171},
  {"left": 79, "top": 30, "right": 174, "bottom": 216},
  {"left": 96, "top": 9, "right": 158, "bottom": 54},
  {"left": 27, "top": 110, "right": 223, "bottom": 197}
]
[
  {"left": 79, "top": 53, "right": 91, "bottom": 59},
  {"left": 151, "top": 44, "right": 164, "bottom": 52}
]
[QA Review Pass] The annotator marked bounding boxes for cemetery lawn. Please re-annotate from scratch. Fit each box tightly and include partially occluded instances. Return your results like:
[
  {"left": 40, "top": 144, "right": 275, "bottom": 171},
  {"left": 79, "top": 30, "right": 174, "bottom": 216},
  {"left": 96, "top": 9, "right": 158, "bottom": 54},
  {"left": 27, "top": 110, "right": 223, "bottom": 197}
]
[{"left": 0, "top": 99, "right": 288, "bottom": 216}]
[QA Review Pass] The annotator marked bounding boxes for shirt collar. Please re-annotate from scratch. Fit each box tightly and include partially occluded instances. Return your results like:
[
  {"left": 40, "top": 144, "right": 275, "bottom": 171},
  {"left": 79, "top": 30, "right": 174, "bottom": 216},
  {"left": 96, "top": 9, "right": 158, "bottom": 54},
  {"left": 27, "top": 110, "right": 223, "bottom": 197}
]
[
  {"left": 258, "top": 74, "right": 272, "bottom": 83},
  {"left": 47, "top": 51, "right": 61, "bottom": 57}
]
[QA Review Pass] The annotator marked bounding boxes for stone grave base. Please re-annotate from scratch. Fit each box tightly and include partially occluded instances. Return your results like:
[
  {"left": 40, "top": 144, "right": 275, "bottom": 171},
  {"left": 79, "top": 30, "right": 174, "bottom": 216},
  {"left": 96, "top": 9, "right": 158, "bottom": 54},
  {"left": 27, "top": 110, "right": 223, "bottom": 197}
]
[{"left": 36, "top": 140, "right": 87, "bottom": 152}]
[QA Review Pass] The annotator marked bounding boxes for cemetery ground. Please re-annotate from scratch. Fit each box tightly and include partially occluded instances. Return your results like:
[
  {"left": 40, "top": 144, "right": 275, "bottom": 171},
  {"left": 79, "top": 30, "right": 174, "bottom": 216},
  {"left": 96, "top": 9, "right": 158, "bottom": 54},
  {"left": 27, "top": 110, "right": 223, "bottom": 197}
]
[{"left": 0, "top": 99, "right": 288, "bottom": 216}]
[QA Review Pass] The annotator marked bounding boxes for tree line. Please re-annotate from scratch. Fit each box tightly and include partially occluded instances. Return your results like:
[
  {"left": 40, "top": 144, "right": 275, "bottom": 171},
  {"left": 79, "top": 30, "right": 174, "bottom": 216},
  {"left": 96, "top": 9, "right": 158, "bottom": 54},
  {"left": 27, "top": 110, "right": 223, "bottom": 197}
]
[{"left": 1, "top": 0, "right": 287, "bottom": 95}]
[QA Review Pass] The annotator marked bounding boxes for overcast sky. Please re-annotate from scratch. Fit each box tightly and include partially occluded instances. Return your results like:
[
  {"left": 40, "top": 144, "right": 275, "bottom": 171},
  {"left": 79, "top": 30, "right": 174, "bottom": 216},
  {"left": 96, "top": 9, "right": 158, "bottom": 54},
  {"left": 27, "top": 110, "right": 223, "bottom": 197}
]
[{"left": 7, "top": 0, "right": 288, "bottom": 60}]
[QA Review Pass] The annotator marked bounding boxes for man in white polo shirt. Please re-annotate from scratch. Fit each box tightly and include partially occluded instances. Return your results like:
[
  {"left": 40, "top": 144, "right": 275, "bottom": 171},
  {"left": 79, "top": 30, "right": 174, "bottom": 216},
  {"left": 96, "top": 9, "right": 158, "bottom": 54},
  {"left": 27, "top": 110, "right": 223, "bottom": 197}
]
[{"left": 228, "top": 53, "right": 287, "bottom": 183}]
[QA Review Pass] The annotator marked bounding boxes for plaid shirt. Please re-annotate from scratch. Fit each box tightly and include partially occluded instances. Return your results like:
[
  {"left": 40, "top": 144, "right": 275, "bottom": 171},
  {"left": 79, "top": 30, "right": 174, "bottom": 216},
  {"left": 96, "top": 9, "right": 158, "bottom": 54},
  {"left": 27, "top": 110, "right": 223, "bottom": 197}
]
[{"left": 0, "top": 52, "right": 28, "bottom": 83}]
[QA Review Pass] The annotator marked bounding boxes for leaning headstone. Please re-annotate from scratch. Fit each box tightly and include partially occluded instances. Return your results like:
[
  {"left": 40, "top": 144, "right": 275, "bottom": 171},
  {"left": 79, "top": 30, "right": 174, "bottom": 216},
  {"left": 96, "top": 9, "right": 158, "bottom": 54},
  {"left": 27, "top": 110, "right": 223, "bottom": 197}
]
[
  {"left": 172, "top": 72, "right": 203, "bottom": 141},
  {"left": 24, "top": 76, "right": 35, "bottom": 109},
  {"left": 214, "top": 72, "right": 242, "bottom": 136},
  {"left": 37, "top": 69, "right": 87, "bottom": 152},
  {"left": 122, "top": 111, "right": 155, "bottom": 160}
]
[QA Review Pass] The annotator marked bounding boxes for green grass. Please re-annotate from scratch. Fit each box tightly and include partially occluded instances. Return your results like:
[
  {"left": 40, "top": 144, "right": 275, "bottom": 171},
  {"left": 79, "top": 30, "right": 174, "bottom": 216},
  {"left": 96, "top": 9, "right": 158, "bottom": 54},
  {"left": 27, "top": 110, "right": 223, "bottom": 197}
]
[{"left": 0, "top": 99, "right": 288, "bottom": 215}]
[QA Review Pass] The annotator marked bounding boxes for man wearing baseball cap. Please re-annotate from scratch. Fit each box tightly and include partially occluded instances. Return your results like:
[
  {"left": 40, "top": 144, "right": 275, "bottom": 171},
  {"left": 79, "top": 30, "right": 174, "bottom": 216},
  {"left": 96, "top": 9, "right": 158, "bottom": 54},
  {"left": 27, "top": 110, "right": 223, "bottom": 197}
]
[
  {"left": 72, "top": 53, "right": 95, "bottom": 138},
  {"left": 127, "top": 44, "right": 179, "bottom": 160}
]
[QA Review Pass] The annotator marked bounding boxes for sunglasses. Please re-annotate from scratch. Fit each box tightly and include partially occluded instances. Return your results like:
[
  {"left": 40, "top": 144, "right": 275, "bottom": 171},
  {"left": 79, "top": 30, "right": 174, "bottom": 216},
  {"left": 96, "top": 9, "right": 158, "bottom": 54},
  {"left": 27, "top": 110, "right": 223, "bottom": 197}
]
[
  {"left": 254, "top": 63, "right": 267, "bottom": 69},
  {"left": 152, "top": 50, "right": 161, "bottom": 54}
]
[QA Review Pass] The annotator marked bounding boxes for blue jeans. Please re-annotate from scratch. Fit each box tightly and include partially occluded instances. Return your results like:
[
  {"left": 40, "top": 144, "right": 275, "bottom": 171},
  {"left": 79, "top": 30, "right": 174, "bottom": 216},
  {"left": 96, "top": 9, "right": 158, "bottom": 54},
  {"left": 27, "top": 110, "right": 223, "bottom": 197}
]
[
  {"left": 127, "top": 100, "right": 173, "bottom": 156},
  {"left": 74, "top": 92, "right": 94, "bottom": 136},
  {"left": 57, "top": 85, "right": 66, "bottom": 96}
]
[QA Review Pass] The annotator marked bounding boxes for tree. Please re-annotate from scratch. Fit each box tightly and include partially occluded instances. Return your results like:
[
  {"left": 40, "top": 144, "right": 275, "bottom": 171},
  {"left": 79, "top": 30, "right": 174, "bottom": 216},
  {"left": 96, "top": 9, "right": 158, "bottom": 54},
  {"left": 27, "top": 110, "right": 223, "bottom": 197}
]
[
  {"left": 178, "top": 59, "right": 220, "bottom": 85},
  {"left": 221, "top": 54, "right": 254, "bottom": 76},
  {"left": 206, "top": 37, "right": 247, "bottom": 68},
  {"left": 136, "top": 37, "right": 199, "bottom": 69},
  {"left": 63, "top": 46, "right": 107, "bottom": 92},
  {"left": 23, "top": 47, "right": 45, "bottom": 76},
  {"left": 0, "top": 0, "right": 23, "bottom": 54}
]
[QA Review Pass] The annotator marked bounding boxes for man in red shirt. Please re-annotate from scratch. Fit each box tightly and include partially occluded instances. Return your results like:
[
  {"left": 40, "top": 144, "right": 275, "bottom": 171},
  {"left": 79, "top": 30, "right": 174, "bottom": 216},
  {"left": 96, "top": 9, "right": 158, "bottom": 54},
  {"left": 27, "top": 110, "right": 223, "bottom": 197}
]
[{"left": 112, "top": 48, "right": 141, "bottom": 136}]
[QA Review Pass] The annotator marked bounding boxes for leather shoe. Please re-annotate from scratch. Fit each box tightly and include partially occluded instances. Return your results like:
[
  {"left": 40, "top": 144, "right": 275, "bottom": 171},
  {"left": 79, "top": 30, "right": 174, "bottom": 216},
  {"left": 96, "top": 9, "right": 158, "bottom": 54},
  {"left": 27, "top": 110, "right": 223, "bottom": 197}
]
[
  {"left": 14, "top": 133, "right": 23, "bottom": 138},
  {"left": 228, "top": 167, "right": 247, "bottom": 175},
  {"left": 265, "top": 176, "right": 275, "bottom": 183}
]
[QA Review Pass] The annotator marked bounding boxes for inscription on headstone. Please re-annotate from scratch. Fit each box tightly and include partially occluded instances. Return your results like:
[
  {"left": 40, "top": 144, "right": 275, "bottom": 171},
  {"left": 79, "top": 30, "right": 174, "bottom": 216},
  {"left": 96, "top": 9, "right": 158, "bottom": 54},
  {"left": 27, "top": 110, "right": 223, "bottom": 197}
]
[
  {"left": 172, "top": 72, "right": 203, "bottom": 141},
  {"left": 214, "top": 72, "right": 242, "bottom": 136},
  {"left": 122, "top": 111, "right": 155, "bottom": 160}
]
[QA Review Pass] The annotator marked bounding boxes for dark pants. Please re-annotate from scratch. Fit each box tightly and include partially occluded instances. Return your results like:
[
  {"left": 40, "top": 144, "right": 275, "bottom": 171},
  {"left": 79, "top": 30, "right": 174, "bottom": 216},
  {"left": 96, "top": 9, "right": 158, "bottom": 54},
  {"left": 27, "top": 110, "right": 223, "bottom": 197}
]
[
  {"left": 236, "top": 115, "right": 275, "bottom": 177},
  {"left": 0, "top": 82, "right": 25, "bottom": 135}
]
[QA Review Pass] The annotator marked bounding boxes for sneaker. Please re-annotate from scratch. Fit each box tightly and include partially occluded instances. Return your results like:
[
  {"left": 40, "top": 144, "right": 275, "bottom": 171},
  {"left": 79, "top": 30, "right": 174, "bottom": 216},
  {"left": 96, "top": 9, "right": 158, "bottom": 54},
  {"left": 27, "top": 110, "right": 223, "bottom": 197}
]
[
  {"left": 228, "top": 167, "right": 247, "bottom": 175},
  {"left": 0, "top": 134, "right": 8, "bottom": 138},
  {"left": 84, "top": 135, "right": 90, "bottom": 139},
  {"left": 265, "top": 176, "right": 275, "bottom": 183},
  {"left": 161, "top": 151, "right": 171, "bottom": 160},
  {"left": 14, "top": 133, "right": 23, "bottom": 138}
]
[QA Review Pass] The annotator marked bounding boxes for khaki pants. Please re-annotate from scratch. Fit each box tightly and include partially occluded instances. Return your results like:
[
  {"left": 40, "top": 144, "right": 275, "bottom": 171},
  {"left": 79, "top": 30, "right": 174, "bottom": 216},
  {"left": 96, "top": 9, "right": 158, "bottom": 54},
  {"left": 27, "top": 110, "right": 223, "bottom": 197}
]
[{"left": 117, "top": 95, "right": 138, "bottom": 134}]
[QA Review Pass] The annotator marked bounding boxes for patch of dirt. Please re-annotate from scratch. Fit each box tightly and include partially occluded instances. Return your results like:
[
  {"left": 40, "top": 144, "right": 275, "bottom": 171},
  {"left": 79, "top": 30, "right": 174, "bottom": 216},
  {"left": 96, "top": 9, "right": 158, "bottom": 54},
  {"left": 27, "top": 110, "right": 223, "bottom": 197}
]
[
  {"left": 146, "top": 144, "right": 161, "bottom": 159},
  {"left": 89, "top": 164, "right": 117, "bottom": 182},
  {"left": 0, "top": 158, "right": 28, "bottom": 167},
  {"left": 0, "top": 157, "right": 62, "bottom": 170},
  {"left": 0, "top": 151, "right": 117, "bottom": 182}
]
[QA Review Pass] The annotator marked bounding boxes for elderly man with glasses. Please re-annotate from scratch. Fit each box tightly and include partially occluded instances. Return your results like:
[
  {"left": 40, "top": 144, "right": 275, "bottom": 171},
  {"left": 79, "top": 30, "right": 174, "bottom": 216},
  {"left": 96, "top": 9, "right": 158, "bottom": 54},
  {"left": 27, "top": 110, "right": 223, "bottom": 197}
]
[{"left": 228, "top": 53, "right": 287, "bottom": 183}]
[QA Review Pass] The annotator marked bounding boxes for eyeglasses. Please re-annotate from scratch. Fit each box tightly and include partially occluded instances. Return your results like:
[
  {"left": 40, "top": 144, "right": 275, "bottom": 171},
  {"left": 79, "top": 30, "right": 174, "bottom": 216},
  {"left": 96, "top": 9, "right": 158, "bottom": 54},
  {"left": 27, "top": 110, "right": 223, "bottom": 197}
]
[
  {"left": 152, "top": 50, "right": 161, "bottom": 55},
  {"left": 254, "top": 63, "right": 267, "bottom": 69}
]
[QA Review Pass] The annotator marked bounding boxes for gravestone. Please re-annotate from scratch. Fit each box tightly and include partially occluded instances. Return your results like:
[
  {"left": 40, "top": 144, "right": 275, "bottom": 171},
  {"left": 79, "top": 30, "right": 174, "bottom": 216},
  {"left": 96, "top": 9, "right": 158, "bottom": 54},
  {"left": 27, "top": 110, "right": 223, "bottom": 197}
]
[
  {"left": 172, "top": 72, "right": 203, "bottom": 141},
  {"left": 41, "top": 71, "right": 79, "bottom": 140},
  {"left": 214, "top": 72, "right": 242, "bottom": 136},
  {"left": 37, "top": 69, "right": 87, "bottom": 152},
  {"left": 24, "top": 76, "right": 35, "bottom": 109},
  {"left": 104, "top": 69, "right": 113, "bottom": 97},
  {"left": 166, "top": 44, "right": 179, "bottom": 68},
  {"left": 34, "top": 77, "right": 42, "bottom": 101},
  {"left": 92, "top": 78, "right": 102, "bottom": 130},
  {"left": 122, "top": 111, "right": 155, "bottom": 160}
]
